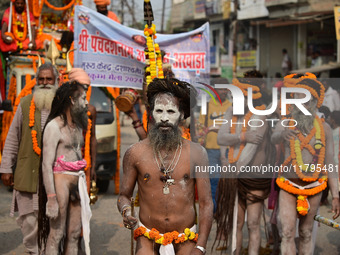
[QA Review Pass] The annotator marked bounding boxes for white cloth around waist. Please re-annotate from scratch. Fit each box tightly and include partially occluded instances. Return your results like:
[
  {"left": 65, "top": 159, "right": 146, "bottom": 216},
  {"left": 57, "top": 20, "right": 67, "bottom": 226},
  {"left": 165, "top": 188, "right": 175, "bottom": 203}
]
[
  {"left": 138, "top": 222, "right": 197, "bottom": 255},
  {"left": 54, "top": 170, "right": 92, "bottom": 255}
]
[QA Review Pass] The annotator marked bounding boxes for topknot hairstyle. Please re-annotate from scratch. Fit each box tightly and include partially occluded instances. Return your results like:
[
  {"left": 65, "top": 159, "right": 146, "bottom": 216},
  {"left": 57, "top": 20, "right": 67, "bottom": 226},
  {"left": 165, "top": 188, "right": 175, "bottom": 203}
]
[{"left": 147, "top": 78, "right": 197, "bottom": 119}]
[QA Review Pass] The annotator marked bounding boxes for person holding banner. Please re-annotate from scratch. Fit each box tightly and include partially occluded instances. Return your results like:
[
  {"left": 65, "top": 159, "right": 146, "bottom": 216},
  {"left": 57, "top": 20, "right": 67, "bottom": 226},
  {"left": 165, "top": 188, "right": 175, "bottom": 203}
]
[
  {"left": 94, "top": 0, "right": 120, "bottom": 23},
  {"left": 0, "top": 0, "right": 38, "bottom": 52},
  {"left": 118, "top": 78, "right": 213, "bottom": 255}
]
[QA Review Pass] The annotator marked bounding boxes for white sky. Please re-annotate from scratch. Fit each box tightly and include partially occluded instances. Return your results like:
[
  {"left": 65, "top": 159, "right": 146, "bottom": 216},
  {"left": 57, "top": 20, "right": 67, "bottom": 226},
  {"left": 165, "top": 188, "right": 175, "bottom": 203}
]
[{"left": 82, "top": 0, "right": 172, "bottom": 31}]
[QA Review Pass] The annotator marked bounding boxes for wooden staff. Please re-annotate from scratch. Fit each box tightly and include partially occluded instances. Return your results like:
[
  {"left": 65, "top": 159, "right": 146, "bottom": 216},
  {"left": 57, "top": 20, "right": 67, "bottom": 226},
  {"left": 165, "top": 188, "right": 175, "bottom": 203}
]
[
  {"left": 131, "top": 197, "right": 135, "bottom": 255},
  {"left": 314, "top": 214, "right": 340, "bottom": 230}
]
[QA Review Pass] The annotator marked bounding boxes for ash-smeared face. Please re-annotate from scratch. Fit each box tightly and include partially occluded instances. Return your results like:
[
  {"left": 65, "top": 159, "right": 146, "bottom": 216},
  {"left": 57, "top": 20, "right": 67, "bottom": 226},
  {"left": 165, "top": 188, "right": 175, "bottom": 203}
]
[
  {"left": 71, "top": 89, "right": 88, "bottom": 130},
  {"left": 152, "top": 93, "right": 182, "bottom": 130}
]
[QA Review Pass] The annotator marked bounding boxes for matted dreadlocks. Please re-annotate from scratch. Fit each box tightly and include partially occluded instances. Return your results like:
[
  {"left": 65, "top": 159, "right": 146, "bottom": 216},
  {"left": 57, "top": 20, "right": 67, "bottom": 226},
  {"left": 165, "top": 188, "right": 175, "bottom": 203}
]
[{"left": 38, "top": 80, "right": 86, "bottom": 252}]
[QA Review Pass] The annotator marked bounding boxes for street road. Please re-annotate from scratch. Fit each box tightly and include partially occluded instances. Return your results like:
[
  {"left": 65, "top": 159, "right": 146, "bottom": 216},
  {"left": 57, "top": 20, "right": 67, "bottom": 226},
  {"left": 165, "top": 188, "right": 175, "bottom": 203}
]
[{"left": 0, "top": 120, "right": 339, "bottom": 254}]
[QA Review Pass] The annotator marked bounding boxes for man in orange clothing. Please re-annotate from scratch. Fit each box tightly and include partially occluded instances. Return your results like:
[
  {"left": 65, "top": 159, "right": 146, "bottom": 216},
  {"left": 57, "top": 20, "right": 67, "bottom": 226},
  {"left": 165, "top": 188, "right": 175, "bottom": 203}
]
[
  {"left": 0, "top": 0, "right": 38, "bottom": 52},
  {"left": 94, "top": 0, "right": 120, "bottom": 23}
]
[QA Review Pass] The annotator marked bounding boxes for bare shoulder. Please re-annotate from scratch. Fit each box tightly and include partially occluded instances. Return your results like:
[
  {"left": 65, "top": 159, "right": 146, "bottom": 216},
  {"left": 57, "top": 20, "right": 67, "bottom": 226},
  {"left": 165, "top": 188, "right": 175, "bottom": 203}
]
[
  {"left": 188, "top": 140, "right": 208, "bottom": 162},
  {"left": 124, "top": 139, "right": 149, "bottom": 159},
  {"left": 45, "top": 117, "right": 63, "bottom": 134}
]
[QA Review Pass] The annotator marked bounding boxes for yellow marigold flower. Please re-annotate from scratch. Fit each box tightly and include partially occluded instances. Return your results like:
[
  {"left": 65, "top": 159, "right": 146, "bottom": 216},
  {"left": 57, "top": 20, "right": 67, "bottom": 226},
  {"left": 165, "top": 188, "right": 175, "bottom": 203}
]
[
  {"left": 144, "top": 232, "right": 150, "bottom": 239},
  {"left": 189, "top": 232, "right": 196, "bottom": 240},
  {"left": 184, "top": 228, "right": 191, "bottom": 237},
  {"left": 156, "top": 237, "right": 164, "bottom": 244},
  {"left": 297, "top": 195, "right": 305, "bottom": 200}
]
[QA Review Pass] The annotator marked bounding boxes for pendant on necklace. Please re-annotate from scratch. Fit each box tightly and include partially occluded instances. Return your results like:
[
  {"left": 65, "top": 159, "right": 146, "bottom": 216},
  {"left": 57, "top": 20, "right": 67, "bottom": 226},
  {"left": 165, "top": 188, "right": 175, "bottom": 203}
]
[
  {"left": 163, "top": 185, "right": 170, "bottom": 195},
  {"left": 167, "top": 179, "right": 175, "bottom": 185}
]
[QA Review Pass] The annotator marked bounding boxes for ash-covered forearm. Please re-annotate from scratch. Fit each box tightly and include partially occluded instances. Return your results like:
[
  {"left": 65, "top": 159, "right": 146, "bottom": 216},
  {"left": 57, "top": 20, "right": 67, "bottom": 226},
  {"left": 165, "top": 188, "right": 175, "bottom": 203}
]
[
  {"left": 117, "top": 195, "right": 133, "bottom": 216},
  {"left": 328, "top": 174, "right": 339, "bottom": 199},
  {"left": 42, "top": 121, "right": 60, "bottom": 195},
  {"left": 197, "top": 195, "right": 213, "bottom": 247},
  {"left": 0, "top": 105, "right": 23, "bottom": 173}
]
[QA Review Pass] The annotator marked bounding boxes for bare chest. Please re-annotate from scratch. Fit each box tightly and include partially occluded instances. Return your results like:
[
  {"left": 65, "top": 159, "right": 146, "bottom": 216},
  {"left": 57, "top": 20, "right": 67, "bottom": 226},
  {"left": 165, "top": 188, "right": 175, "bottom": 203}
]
[{"left": 57, "top": 126, "right": 84, "bottom": 161}]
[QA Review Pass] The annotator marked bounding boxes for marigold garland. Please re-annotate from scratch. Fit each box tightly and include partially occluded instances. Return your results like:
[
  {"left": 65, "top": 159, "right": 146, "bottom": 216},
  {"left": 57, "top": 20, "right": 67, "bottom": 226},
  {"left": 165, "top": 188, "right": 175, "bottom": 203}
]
[
  {"left": 283, "top": 74, "right": 325, "bottom": 108},
  {"left": 134, "top": 226, "right": 198, "bottom": 245},
  {"left": 29, "top": 98, "right": 41, "bottom": 156},
  {"left": 31, "top": 129, "right": 41, "bottom": 155},
  {"left": 144, "top": 23, "right": 164, "bottom": 86},
  {"left": 228, "top": 105, "right": 266, "bottom": 164},
  {"left": 276, "top": 176, "right": 328, "bottom": 196},
  {"left": 284, "top": 116, "right": 326, "bottom": 182},
  {"left": 32, "top": 0, "right": 44, "bottom": 18},
  {"left": 11, "top": 5, "right": 28, "bottom": 42},
  {"left": 0, "top": 76, "right": 17, "bottom": 152},
  {"left": 44, "top": 0, "right": 76, "bottom": 11},
  {"left": 13, "top": 75, "right": 37, "bottom": 114},
  {"left": 296, "top": 195, "right": 309, "bottom": 216},
  {"left": 232, "top": 78, "right": 262, "bottom": 99},
  {"left": 283, "top": 72, "right": 316, "bottom": 87},
  {"left": 277, "top": 115, "right": 328, "bottom": 216},
  {"left": 84, "top": 113, "right": 92, "bottom": 172}
]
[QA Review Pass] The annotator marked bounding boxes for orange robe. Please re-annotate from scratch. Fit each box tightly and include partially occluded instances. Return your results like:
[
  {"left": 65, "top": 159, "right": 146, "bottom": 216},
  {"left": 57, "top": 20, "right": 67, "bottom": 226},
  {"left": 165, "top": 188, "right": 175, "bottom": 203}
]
[
  {"left": 0, "top": 7, "right": 42, "bottom": 52},
  {"left": 107, "top": 11, "right": 120, "bottom": 23}
]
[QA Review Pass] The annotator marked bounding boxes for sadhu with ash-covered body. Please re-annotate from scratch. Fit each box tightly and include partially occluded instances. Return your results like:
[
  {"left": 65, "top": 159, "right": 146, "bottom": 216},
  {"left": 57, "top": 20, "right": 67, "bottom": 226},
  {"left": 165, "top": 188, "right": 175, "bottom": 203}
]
[
  {"left": 215, "top": 71, "right": 275, "bottom": 255},
  {"left": 118, "top": 78, "right": 213, "bottom": 255},
  {"left": 272, "top": 74, "right": 340, "bottom": 254}
]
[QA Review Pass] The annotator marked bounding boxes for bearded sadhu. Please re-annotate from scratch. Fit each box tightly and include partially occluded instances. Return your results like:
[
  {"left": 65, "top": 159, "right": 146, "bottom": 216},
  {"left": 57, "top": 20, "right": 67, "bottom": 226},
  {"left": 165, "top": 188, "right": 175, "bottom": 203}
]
[
  {"left": 272, "top": 74, "right": 340, "bottom": 254},
  {"left": 215, "top": 70, "right": 275, "bottom": 254},
  {"left": 94, "top": 0, "right": 120, "bottom": 23},
  {"left": 0, "top": 63, "right": 59, "bottom": 255},
  {"left": 0, "top": 0, "right": 40, "bottom": 52}
]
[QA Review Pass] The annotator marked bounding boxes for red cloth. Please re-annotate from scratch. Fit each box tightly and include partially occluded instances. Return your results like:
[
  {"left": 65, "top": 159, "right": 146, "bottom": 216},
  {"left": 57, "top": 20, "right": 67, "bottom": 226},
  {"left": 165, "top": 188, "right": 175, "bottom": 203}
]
[
  {"left": 107, "top": 11, "right": 120, "bottom": 23},
  {"left": 0, "top": 7, "right": 36, "bottom": 52},
  {"left": 2, "top": 7, "right": 35, "bottom": 26}
]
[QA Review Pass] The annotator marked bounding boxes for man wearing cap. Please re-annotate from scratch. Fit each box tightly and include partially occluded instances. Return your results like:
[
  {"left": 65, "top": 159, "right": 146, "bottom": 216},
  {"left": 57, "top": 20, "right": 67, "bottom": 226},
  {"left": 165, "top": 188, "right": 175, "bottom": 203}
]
[{"left": 94, "top": 0, "right": 120, "bottom": 23}]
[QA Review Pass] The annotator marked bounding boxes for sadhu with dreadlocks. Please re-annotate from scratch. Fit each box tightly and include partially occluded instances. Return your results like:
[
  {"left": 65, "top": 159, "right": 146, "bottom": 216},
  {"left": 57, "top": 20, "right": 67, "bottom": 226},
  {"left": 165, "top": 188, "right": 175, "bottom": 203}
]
[
  {"left": 38, "top": 80, "right": 92, "bottom": 255},
  {"left": 117, "top": 78, "right": 213, "bottom": 255},
  {"left": 271, "top": 74, "right": 340, "bottom": 254},
  {"left": 215, "top": 70, "right": 275, "bottom": 254}
]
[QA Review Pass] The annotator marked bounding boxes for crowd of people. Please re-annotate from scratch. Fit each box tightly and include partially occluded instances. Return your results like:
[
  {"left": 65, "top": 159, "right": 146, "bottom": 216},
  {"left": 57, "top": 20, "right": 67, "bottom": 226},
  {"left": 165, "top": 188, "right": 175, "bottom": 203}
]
[
  {"left": 0, "top": 0, "right": 339, "bottom": 255},
  {"left": 1, "top": 61, "right": 340, "bottom": 255}
]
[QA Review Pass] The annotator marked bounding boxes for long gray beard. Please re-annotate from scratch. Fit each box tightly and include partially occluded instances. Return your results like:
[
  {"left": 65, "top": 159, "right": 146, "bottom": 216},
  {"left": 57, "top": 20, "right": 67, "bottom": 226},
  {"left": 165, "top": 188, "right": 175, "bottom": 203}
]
[
  {"left": 71, "top": 104, "right": 88, "bottom": 130},
  {"left": 148, "top": 123, "right": 182, "bottom": 153},
  {"left": 291, "top": 103, "right": 317, "bottom": 134},
  {"left": 33, "top": 86, "right": 57, "bottom": 111}
]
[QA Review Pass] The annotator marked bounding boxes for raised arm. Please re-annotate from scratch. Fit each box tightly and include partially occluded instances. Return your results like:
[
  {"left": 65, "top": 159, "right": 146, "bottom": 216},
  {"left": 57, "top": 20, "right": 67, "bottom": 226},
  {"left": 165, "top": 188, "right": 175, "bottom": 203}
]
[
  {"left": 217, "top": 107, "right": 240, "bottom": 146},
  {"left": 117, "top": 145, "right": 138, "bottom": 229},
  {"left": 237, "top": 115, "right": 268, "bottom": 168},
  {"left": 42, "top": 120, "right": 61, "bottom": 219},
  {"left": 193, "top": 144, "right": 213, "bottom": 253}
]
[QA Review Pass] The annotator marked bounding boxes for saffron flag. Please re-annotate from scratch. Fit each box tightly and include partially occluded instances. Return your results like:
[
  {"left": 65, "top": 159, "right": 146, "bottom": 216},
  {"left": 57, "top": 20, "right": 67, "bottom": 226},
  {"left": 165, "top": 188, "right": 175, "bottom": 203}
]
[{"left": 74, "top": 5, "right": 210, "bottom": 89}]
